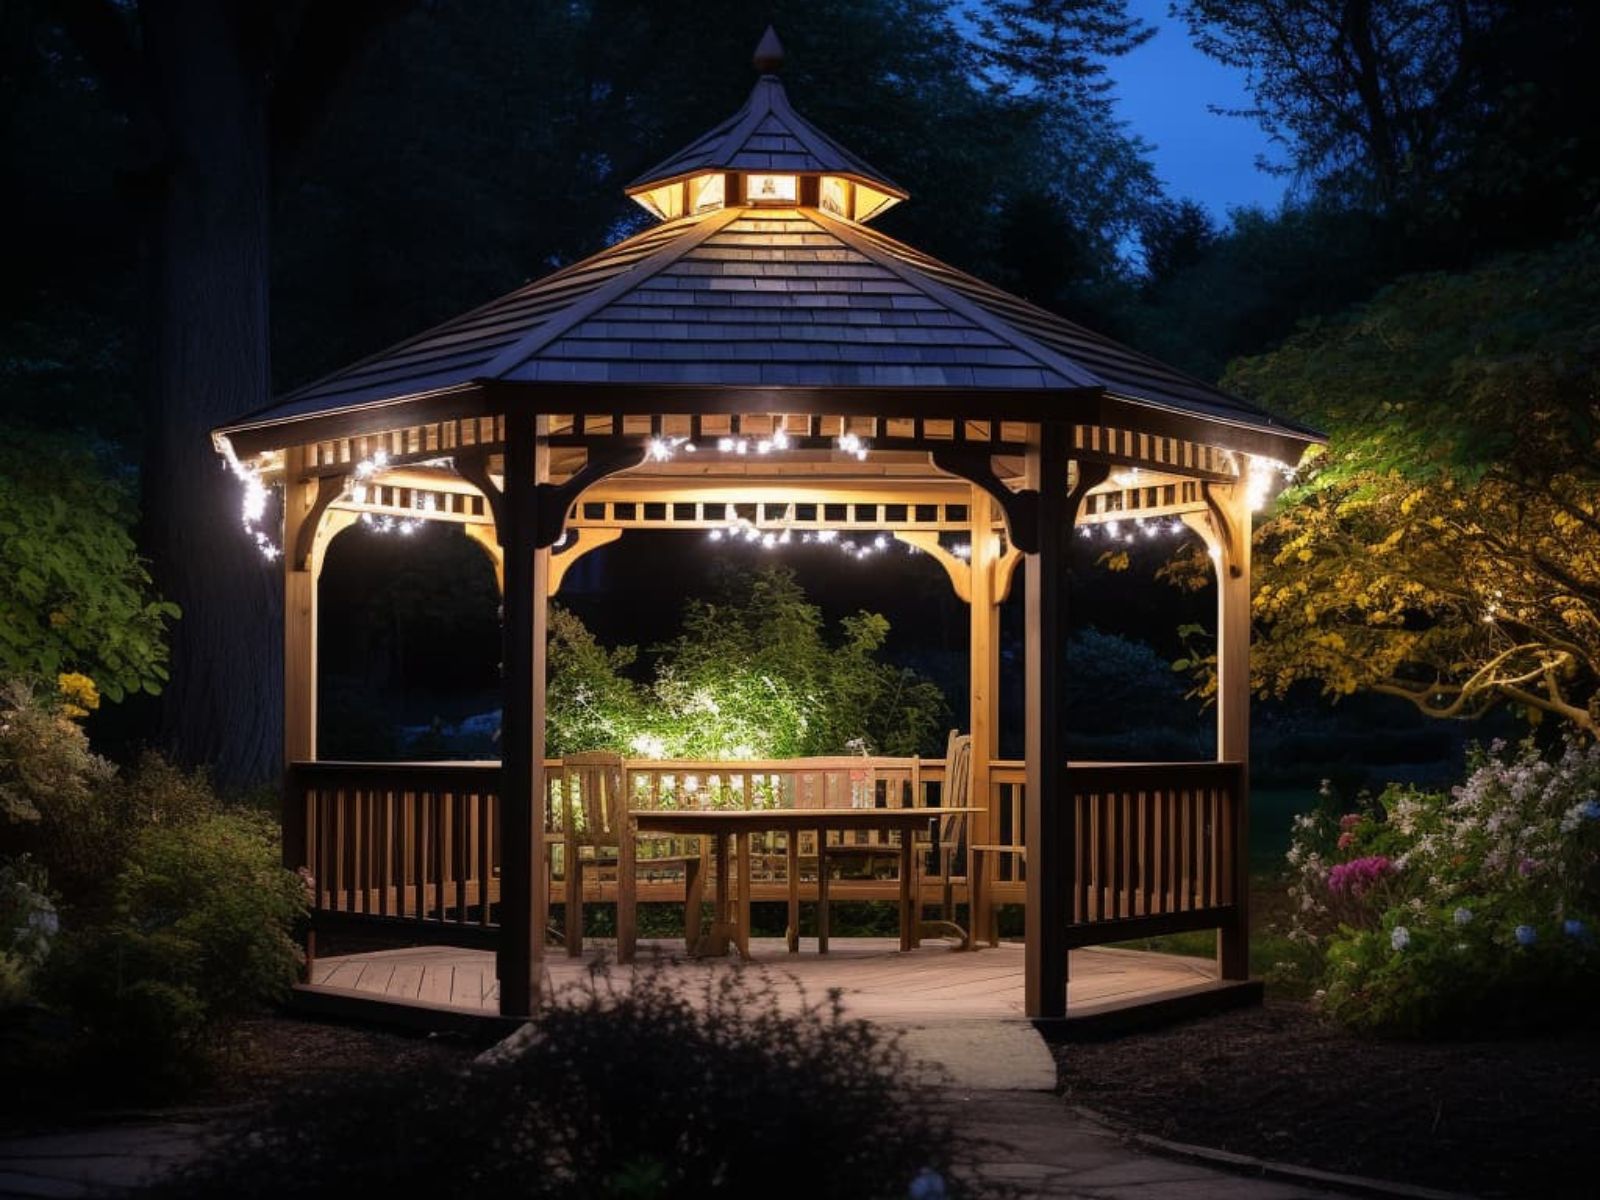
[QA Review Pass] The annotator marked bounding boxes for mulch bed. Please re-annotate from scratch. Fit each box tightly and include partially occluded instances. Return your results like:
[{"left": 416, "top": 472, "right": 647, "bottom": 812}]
[
  {"left": 1052, "top": 1000, "right": 1600, "bottom": 1198},
  {"left": 207, "top": 1013, "right": 490, "bottom": 1104}
]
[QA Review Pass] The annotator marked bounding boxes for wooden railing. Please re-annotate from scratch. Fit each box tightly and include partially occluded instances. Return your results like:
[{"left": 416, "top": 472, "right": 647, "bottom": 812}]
[
  {"left": 286, "top": 757, "right": 1242, "bottom": 950},
  {"left": 288, "top": 762, "right": 502, "bottom": 946},
  {"left": 1061, "top": 762, "right": 1243, "bottom": 945}
]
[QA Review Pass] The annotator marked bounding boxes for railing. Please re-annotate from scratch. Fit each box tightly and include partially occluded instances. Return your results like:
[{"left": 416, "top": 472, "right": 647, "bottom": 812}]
[
  {"left": 288, "top": 762, "right": 502, "bottom": 945},
  {"left": 286, "top": 757, "right": 1242, "bottom": 950},
  {"left": 1062, "top": 762, "right": 1242, "bottom": 945}
]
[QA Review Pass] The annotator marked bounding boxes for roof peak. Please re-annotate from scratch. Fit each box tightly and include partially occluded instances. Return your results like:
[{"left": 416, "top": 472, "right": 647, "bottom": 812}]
[
  {"left": 752, "top": 26, "right": 784, "bottom": 75},
  {"left": 624, "top": 30, "right": 905, "bottom": 222}
]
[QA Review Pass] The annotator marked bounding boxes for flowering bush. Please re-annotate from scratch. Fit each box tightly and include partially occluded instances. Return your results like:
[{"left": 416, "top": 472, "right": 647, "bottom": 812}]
[{"left": 1282, "top": 739, "right": 1600, "bottom": 1035}]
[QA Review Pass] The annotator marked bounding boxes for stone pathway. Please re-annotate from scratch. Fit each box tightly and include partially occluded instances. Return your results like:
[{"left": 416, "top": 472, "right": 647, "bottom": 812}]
[
  {"left": 0, "top": 1005, "right": 1334, "bottom": 1200},
  {"left": 0, "top": 1121, "right": 205, "bottom": 1198},
  {"left": 945, "top": 1090, "right": 1325, "bottom": 1199}
]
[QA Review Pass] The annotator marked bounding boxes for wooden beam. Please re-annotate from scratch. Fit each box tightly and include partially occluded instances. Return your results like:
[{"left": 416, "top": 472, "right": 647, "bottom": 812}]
[
  {"left": 1021, "top": 438, "right": 1107, "bottom": 1018},
  {"left": 497, "top": 410, "right": 547, "bottom": 1018},
  {"left": 968, "top": 489, "right": 999, "bottom": 860},
  {"left": 1023, "top": 423, "right": 1070, "bottom": 1019},
  {"left": 283, "top": 446, "right": 319, "bottom": 767},
  {"left": 1184, "top": 483, "right": 1253, "bottom": 979}
]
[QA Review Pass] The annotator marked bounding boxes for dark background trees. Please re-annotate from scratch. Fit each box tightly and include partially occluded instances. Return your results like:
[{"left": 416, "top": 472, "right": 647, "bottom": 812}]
[{"left": 3, "top": 0, "right": 1597, "bottom": 783}]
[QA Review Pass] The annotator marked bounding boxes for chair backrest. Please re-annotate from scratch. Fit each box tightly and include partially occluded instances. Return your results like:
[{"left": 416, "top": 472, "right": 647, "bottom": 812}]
[
  {"left": 560, "top": 751, "right": 626, "bottom": 847},
  {"left": 938, "top": 731, "right": 974, "bottom": 845}
]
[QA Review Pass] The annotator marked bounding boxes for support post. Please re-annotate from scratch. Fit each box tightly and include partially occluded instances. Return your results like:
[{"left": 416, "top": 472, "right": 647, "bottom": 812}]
[
  {"left": 1023, "top": 423, "right": 1071, "bottom": 1019},
  {"left": 499, "top": 411, "right": 550, "bottom": 1018},
  {"left": 281, "top": 446, "right": 318, "bottom": 896},
  {"left": 1211, "top": 482, "right": 1252, "bottom": 980},
  {"left": 967, "top": 489, "right": 999, "bottom": 851}
]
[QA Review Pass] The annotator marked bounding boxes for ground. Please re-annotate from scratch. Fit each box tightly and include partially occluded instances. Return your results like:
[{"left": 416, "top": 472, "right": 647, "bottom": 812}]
[{"left": 1053, "top": 999, "right": 1600, "bottom": 1198}]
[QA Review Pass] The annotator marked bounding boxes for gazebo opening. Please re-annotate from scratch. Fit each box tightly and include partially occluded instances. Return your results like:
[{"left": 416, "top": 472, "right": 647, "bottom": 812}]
[{"left": 215, "top": 27, "right": 1320, "bottom": 1023}]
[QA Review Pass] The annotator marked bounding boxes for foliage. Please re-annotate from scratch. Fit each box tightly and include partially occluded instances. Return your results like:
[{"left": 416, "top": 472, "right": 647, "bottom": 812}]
[
  {"left": 0, "top": 683, "right": 303, "bottom": 1098},
  {"left": 1063, "top": 628, "right": 1209, "bottom": 760},
  {"left": 970, "top": 0, "right": 1153, "bottom": 111},
  {"left": 0, "top": 681, "right": 121, "bottom": 903},
  {"left": 0, "top": 855, "right": 56, "bottom": 1009},
  {"left": 1169, "top": 238, "right": 1600, "bottom": 736},
  {"left": 0, "top": 426, "right": 176, "bottom": 702},
  {"left": 1174, "top": 0, "right": 1600, "bottom": 241},
  {"left": 154, "top": 966, "right": 974, "bottom": 1200},
  {"left": 545, "top": 607, "right": 647, "bottom": 759},
  {"left": 39, "top": 806, "right": 304, "bottom": 1082},
  {"left": 1279, "top": 740, "right": 1600, "bottom": 1035},
  {"left": 547, "top": 567, "right": 949, "bottom": 760}
]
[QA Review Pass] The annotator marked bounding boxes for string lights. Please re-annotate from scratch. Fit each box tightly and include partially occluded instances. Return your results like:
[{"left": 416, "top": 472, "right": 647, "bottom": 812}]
[
  {"left": 1077, "top": 516, "right": 1189, "bottom": 544},
  {"left": 220, "top": 441, "right": 281, "bottom": 562},
  {"left": 706, "top": 518, "right": 916, "bottom": 561}
]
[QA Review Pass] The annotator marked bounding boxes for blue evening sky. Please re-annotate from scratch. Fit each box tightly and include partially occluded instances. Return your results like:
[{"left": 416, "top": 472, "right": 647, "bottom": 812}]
[{"left": 1106, "top": 0, "right": 1289, "bottom": 218}]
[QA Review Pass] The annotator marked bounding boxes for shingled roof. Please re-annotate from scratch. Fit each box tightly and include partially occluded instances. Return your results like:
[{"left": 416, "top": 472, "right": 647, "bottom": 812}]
[
  {"left": 215, "top": 31, "right": 1321, "bottom": 460},
  {"left": 218, "top": 203, "right": 1319, "bottom": 451}
]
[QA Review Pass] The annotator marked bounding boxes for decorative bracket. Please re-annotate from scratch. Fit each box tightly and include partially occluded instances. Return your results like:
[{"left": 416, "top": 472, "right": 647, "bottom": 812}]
[
  {"left": 533, "top": 440, "right": 649, "bottom": 549},
  {"left": 1198, "top": 481, "right": 1244, "bottom": 579},
  {"left": 292, "top": 474, "right": 348, "bottom": 572},
  {"left": 453, "top": 448, "right": 506, "bottom": 545},
  {"left": 892, "top": 530, "right": 971, "bottom": 603},
  {"left": 929, "top": 448, "right": 1039, "bottom": 553}
]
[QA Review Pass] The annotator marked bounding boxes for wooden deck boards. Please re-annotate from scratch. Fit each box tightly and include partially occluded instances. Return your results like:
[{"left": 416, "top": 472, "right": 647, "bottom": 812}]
[{"left": 305, "top": 940, "right": 1216, "bottom": 1023}]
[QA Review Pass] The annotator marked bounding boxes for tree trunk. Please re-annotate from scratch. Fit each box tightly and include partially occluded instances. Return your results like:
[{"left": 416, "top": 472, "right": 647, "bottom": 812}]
[{"left": 140, "top": 0, "right": 279, "bottom": 788}]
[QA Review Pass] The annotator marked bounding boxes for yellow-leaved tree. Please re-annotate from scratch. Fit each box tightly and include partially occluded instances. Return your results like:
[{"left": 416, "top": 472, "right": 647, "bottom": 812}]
[{"left": 1166, "top": 238, "right": 1600, "bottom": 736}]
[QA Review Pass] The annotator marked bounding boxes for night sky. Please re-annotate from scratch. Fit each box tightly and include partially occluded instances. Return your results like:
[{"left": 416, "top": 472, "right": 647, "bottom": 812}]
[{"left": 1109, "top": 0, "right": 1288, "bottom": 217}]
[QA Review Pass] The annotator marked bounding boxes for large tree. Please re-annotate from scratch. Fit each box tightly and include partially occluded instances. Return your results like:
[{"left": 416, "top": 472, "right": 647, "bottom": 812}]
[
  {"left": 1168, "top": 238, "right": 1600, "bottom": 736},
  {"left": 1175, "top": 0, "right": 1600, "bottom": 242},
  {"left": 24, "top": 1, "right": 408, "bottom": 786}
]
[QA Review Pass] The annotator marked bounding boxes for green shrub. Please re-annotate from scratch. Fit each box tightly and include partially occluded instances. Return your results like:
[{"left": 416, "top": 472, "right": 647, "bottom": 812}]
[
  {"left": 0, "top": 855, "right": 56, "bottom": 1008},
  {"left": 1280, "top": 739, "right": 1600, "bottom": 1035},
  {"left": 0, "top": 681, "right": 123, "bottom": 909},
  {"left": 40, "top": 807, "right": 305, "bottom": 1080},
  {"left": 0, "top": 425, "right": 177, "bottom": 702},
  {"left": 155, "top": 967, "right": 973, "bottom": 1200}
]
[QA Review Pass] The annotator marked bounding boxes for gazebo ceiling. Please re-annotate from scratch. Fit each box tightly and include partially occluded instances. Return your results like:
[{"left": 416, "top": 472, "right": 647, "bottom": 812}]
[{"left": 213, "top": 31, "right": 1321, "bottom": 466}]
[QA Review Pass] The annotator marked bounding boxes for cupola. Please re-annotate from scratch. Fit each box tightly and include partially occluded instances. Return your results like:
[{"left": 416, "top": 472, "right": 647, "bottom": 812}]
[{"left": 625, "top": 27, "right": 907, "bottom": 223}]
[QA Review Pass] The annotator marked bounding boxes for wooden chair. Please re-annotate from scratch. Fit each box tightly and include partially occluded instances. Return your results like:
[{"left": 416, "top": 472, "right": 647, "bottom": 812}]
[
  {"left": 915, "top": 730, "right": 973, "bottom": 948},
  {"left": 545, "top": 752, "right": 704, "bottom": 962},
  {"left": 968, "top": 761, "right": 1025, "bottom": 949},
  {"left": 807, "top": 732, "right": 973, "bottom": 952}
]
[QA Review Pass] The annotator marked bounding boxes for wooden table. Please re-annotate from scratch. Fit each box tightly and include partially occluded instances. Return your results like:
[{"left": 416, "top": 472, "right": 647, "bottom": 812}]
[{"left": 631, "top": 807, "right": 983, "bottom": 959}]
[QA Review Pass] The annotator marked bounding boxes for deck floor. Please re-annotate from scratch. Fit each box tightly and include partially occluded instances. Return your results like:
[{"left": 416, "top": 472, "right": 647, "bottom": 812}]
[{"left": 306, "top": 938, "right": 1218, "bottom": 1022}]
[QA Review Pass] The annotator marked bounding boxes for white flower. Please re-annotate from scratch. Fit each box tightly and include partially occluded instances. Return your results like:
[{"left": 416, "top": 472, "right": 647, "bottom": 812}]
[
  {"left": 1391, "top": 926, "right": 1411, "bottom": 952},
  {"left": 1453, "top": 907, "right": 1474, "bottom": 926}
]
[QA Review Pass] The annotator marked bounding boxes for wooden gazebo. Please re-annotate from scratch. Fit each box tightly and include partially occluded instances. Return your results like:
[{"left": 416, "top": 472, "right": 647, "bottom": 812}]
[{"left": 214, "top": 30, "right": 1320, "bottom": 1021}]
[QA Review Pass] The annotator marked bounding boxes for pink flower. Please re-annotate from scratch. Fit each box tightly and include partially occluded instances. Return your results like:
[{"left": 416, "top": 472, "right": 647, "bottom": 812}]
[
  {"left": 1327, "top": 855, "right": 1394, "bottom": 897},
  {"left": 1337, "top": 831, "right": 1356, "bottom": 850},
  {"left": 1518, "top": 857, "right": 1539, "bottom": 877},
  {"left": 1339, "top": 813, "right": 1362, "bottom": 832}
]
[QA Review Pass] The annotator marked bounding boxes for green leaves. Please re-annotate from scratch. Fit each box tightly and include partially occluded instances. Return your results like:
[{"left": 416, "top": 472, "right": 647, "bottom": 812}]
[
  {"left": 545, "top": 567, "right": 948, "bottom": 759},
  {"left": 0, "top": 425, "right": 176, "bottom": 703}
]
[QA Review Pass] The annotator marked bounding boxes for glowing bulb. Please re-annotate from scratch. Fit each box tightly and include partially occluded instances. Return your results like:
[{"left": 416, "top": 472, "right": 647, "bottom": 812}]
[
  {"left": 717, "top": 437, "right": 734, "bottom": 452},
  {"left": 952, "top": 542, "right": 972, "bottom": 560}
]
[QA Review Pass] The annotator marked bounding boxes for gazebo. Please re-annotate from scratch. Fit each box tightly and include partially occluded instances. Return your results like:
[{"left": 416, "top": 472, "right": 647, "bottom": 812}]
[{"left": 214, "top": 30, "right": 1320, "bottom": 1022}]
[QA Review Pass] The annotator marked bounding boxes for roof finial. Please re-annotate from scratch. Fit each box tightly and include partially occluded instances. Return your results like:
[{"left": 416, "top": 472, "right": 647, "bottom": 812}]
[{"left": 752, "top": 26, "right": 784, "bottom": 75}]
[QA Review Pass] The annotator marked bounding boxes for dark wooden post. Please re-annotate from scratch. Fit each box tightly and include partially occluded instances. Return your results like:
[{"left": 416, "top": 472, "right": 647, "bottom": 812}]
[
  {"left": 1023, "top": 422, "right": 1071, "bottom": 1019},
  {"left": 498, "top": 410, "right": 550, "bottom": 1018}
]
